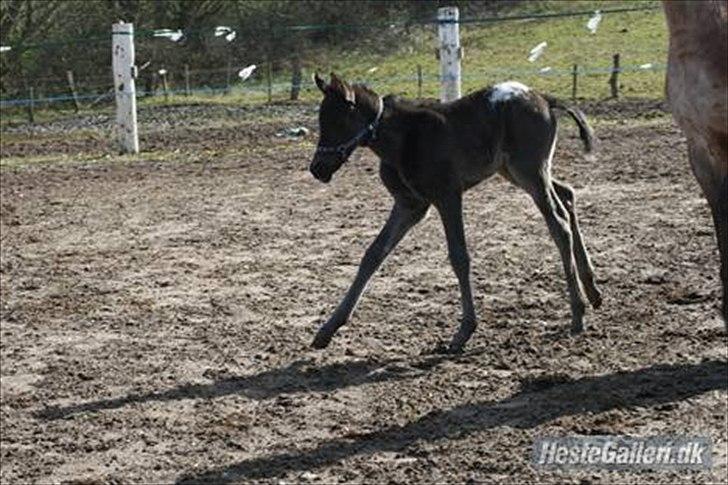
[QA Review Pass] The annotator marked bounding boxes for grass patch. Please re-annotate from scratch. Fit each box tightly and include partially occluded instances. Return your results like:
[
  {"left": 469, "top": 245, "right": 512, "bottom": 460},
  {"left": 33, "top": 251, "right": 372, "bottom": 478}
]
[
  {"left": 1, "top": 1, "right": 669, "bottom": 141},
  {"left": 319, "top": 1, "right": 666, "bottom": 100},
  {"left": 156, "top": 1, "right": 667, "bottom": 104},
  {"left": 128, "top": 1, "right": 667, "bottom": 109},
  {"left": 0, "top": 106, "right": 114, "bottom": 127}
]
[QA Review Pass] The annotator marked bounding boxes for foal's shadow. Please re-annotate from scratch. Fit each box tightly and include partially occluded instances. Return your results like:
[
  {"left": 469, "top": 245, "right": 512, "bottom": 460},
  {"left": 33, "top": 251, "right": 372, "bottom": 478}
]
[
  {"left": 175, "top": 359, "right": 727, "bottom": 484},
  {"left": 35, "top": 348, "right": 480, "bottom": 421}
]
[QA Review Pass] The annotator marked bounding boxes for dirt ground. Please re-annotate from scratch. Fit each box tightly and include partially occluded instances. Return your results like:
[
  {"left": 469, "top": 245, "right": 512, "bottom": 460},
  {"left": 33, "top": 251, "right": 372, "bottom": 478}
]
[{"left": 1, "top": 100, "right": 726, "bottom": 484}]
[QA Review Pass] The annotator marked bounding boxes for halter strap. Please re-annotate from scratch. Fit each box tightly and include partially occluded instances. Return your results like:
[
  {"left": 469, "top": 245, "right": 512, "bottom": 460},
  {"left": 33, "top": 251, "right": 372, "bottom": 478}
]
[{"left": 315, "top": 96, "right": 384, "bottom": 159}]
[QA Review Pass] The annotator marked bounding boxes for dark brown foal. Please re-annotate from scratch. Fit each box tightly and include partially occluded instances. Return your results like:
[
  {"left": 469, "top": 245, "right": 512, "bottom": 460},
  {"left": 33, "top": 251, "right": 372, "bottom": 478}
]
[{"left": 309, "top": 73, "right": 601, "bottom": 353}]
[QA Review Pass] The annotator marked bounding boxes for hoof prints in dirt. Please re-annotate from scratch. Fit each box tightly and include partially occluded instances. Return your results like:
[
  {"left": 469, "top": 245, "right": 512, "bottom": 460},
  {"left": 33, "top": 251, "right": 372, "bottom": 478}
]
[{"left": 1, "top": 102, "right": 726, "bottom": 483}]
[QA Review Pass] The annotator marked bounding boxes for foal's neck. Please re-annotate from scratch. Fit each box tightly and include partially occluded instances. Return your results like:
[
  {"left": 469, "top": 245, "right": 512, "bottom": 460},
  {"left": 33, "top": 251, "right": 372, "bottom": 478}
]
[
  {"left": 367, "top": 100, "right": 404, "bottom": 165},
  {"left": 367, "top": 96, "right": 442, "bottom": 168}
]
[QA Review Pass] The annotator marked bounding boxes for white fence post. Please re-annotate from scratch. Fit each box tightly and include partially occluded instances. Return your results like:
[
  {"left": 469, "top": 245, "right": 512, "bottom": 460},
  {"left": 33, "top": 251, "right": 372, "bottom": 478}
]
[
  {"left": 112, "top": 21, "right": 139, "bottom": 154},
  {"left": 438, "top": 6, "right": 461, "bottom": 102}
]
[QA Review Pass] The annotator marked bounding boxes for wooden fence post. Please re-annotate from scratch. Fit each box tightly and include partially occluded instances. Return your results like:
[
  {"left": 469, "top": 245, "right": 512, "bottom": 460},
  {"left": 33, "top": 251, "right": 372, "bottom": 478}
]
[
  {"left": 184, "top": 64, "right": 190, "bottom": 96},
  {"left": 225, "top": 58, "right": 232, "bottom": 95},
  {"left": 160, "top": 70, "right": 169, "bottom": 103},
  {"left": 66, "top": 70, "right": 80, "bottom": 112},
  {"left": 571, "top": 64, "right": 578, "bottom": 100},
  {"left": 267, "top": 60, "right": 272, "bottom": 103},
  {"left": 437, "top": 6, "right": 461, "bottom": 102},
  {"left": 290, "top": 56, "right": 301, "bottom": 101},
  {"left": 112, "top": 21, "right": 139, "bottom": 154},
  {"left": 608, "top": 53, "right": 620, "bottom": 98},
  {"left": 417, "top": 64, "right": 423, "bottom": 98},
  {"left": 27, "top": 86, "right": 34, "bottom": 123}
]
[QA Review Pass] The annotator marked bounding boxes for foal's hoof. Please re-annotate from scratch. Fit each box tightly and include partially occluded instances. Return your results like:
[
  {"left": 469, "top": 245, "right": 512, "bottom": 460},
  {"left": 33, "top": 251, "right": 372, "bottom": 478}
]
[
  {"left": 311, "top": 331, "right": 333, "bottom": 349},
  {"left": 431, "top": 341, "right": 464, "bottom": 355},
  {"left": 569, "top": 322, "right": 585, "bottom": 335},
  {"left": 447, "top": 344, "right": 465, "bottom": 355},
  {"left": 431, "top": 342, "right": 450, "bottom": 354},
  {"left": 588, "top": 290, "right": 603, "bottom": 310},
  {"left": 447, "top": 331, "right": 473, "bottom": 354}
]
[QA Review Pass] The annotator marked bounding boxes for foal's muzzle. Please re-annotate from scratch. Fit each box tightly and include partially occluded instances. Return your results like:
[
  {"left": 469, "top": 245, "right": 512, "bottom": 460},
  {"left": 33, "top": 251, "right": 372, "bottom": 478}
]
[
  {"left": 309, "top": 154, "right": 344, "bottom": 184},
  {"left": 310, "top": 160, "right": 333, "bottom": 183}
]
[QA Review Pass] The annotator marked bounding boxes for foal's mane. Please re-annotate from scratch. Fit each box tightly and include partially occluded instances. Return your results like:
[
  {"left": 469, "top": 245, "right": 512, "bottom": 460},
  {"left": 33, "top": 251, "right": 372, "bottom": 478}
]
[
  {"left": 351, "top": 83, "right": 434, "bottom": 109},
  {"left": 350, "top": 83, "right": 446, "bottom": 128},
  {"left": 389, "top": 94, "right": 447, "bottom": 126}
]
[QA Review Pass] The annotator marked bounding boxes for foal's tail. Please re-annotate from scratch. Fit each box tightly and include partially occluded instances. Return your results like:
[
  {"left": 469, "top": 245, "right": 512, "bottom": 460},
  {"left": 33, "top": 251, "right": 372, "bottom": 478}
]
[{"left": 543, "top": 95, "right": 595, "bottom": 153}]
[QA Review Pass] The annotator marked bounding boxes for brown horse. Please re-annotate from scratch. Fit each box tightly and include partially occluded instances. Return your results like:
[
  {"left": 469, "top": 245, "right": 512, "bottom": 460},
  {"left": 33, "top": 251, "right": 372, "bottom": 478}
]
[
  {"left": 663, "top": 0, "right": 728, "bottom": 321},
  {"left": 308, "top": 73, "right": 601, "bottom": 352}
]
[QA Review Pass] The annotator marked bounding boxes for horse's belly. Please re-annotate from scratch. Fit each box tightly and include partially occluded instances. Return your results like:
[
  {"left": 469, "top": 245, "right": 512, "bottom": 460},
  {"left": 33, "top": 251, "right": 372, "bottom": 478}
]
[{"left": 460, "top": 154, "right": 501, "bottom": 190}]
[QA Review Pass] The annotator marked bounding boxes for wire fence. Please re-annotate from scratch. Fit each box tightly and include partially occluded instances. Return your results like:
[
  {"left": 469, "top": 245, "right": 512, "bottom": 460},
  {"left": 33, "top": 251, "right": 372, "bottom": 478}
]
[{"left": 0, "top": 3, "right": 667, "bottom": 115}]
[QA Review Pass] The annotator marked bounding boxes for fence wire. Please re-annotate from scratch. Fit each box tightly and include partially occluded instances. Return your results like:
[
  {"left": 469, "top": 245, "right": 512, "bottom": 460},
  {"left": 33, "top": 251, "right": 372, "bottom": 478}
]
[{"left": 1, "top": 3, "right": 667, "bottom": 112}]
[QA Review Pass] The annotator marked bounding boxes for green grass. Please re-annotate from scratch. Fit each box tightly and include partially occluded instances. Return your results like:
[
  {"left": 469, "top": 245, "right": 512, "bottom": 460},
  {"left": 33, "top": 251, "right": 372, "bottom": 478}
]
[
  {"left": 0, "top": 106, "right": 111, "bottom": 127},
  {"left": 320, "top": 0, "right": 667, "bottom": 100},
  {"left": 176, "top": 0, "right": 667, "bottom": 104},
  {"left": 1, "top": 1, "right": 668, "bottom": 126}
]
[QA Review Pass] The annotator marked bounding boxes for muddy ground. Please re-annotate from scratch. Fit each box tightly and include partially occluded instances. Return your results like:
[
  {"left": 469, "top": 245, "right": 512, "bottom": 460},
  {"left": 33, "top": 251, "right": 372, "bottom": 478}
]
[{"left": 1, "top": 100, "right": 726, "bottom": 484}]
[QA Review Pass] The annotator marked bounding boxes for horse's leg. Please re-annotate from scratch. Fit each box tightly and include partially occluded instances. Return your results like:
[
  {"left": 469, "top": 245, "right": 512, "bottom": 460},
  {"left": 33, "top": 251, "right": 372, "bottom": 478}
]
[
  {"left": 716, "top": 178, "right": 728, "bottom": 322},
  {"left": 507, "top": 162, "right": 587, "bottom": 333},
  {"left": 435, "top": 193, "right": 477, "bottom": 353},
  {"left": 532, "top": 177, "right": 586, "bottom": 333},
  {"left": 502, "top": 135, "right": 587, "bottom": 333},
  {"left": 552, "top": 179, "right": 603, "bottom": 309},
  {"left": 312, "top": 201, "right": 429, "bottom": 349},
  {"left": 688, "top": 141, "right": 728, "bottom": 322},
  {"left": 714, "top": 177, "right": 728, "bottom": 321}
]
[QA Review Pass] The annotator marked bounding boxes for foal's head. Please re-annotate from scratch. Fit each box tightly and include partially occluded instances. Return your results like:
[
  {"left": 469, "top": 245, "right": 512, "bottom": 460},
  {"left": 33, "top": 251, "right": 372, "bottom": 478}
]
[{"left": 310, "top": 73, "right": 382, "bottom": 183}]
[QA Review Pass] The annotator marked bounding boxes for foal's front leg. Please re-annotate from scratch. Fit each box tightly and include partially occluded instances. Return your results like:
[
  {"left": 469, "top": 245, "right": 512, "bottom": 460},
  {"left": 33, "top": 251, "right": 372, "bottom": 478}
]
[
  {"left": 435, "top": 194, "right": 477, "bottom": 353},
  {"left": 312, "top": 201, "right": 428, "bottom": 349}
]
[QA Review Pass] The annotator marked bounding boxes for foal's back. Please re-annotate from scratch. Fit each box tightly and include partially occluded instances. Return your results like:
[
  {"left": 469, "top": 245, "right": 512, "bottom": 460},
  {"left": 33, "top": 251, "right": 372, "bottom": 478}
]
[{"left": 414, "top": 86, "right": 556, "bottom": 182}]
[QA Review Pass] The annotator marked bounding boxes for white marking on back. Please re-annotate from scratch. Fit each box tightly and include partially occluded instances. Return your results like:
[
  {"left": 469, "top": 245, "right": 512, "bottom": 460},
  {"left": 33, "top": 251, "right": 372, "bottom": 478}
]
[{"left": 490, "top": 81, "right": 530, "bottom": 103}]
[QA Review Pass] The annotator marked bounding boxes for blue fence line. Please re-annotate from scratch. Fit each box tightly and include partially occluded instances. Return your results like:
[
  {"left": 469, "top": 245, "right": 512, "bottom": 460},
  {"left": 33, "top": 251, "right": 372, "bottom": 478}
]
[
  {"left": 0, "top": 84, "right": 288, "bottom": 108},
  {"left": 0, "top": 91, "right": 109, "bottom": 107},
  {"left": 4, "top": 42, "right": 668, "bottom": 91},
  {"left": 0, "top": 63, "right": 667, "bottom": 108}
]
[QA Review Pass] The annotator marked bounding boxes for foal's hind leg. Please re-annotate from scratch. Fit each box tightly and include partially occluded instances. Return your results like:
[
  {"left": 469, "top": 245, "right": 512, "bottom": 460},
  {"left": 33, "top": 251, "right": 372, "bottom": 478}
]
[
  {"left": 312, "top": 201, "right": 429, "bottom": 349},
  {"left": 529, "top": 178, "right": 587, "bottom": 332},
  {"left": 501, "top": 164, "right": 587, "bottom": 331},
  {"left": 552, "top": 180, "right": 603, "bottom": 309},
  {"left": 506, "top": 159, "right": 588, "bottom": 332}
]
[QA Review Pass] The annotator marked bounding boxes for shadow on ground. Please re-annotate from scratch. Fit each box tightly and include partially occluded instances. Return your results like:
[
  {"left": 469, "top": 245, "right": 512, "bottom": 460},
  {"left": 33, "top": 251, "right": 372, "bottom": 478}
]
[
  {"left": 35, "top": 348, "right": 481, "bottom": 420},
  {"left": 172, "top": 359, "right": 727, "bottom": 484}
]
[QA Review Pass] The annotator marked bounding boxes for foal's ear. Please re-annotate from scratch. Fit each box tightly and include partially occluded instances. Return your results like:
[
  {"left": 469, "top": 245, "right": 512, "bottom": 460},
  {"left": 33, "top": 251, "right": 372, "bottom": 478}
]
[
  {"left": 329, "top": 72, "right": 356, "bottom": 105},
  {"left": 314, "top": 72, "right": 327, "bottom": 94}
]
